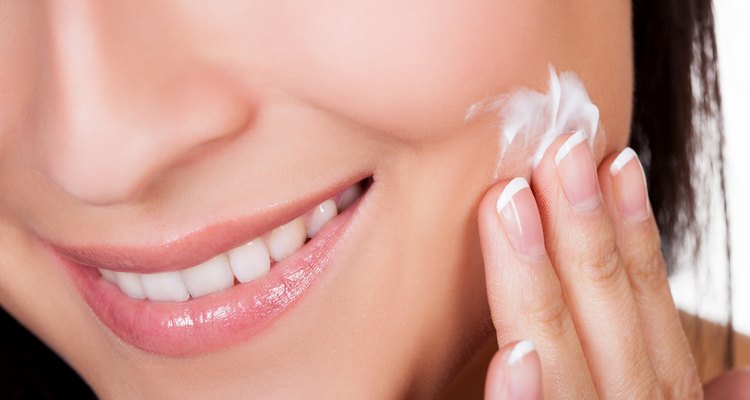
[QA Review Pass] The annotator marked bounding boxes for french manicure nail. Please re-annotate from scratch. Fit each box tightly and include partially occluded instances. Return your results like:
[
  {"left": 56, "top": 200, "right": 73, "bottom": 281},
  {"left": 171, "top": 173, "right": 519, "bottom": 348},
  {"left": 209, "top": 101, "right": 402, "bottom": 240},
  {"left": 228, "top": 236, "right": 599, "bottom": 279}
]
[
  {"left": 496, "top": 178, "right": 546, "bottom": 257},
  {"left": 610, "top": 148, "right": 650, "bottom": 222},
  {"left": 507, "top": 340, "right": 541, "bottom": 400},
  {"left": 508, "top": 340, "right": 536, "bottom": 366},
  {"left": 554, "top": 130, "right": 600, "bottom": 213}
]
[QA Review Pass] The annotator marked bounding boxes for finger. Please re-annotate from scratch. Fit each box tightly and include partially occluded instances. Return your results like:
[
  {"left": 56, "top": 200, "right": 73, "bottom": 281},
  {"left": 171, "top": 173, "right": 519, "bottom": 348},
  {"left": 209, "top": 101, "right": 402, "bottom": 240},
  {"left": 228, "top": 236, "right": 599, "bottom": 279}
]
[
  {"left": 485, "top": 341, "right": 543, "bottom": 400},
  {"left": 531, "top": 131, "right": 662, "bottom": 398},
  {"left": 480, "top": 177, "right": 597, "bottom": 399},
  {"left": 704, "top": 369, "right": 750, "bottom": 400},
  {"left": 600, "top": 148, "right": 702, "bottom": 398}
]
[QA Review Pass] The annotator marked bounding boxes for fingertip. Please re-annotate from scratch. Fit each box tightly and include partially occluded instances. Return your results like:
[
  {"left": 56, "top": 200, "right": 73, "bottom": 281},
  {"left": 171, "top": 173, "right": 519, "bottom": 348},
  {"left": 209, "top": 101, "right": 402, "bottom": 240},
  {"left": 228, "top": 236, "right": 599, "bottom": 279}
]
[
  {"left": 485, "top": 341, "right": 543, "bottom": 400},
  {"left": 611, "top": 147, "right": 651, "bottom": 223},
  {"left": 496, "top": 177, "right": 530, "bottom": 215},
  {"left": 477, "top": 180, "right": 509, "bottom": 247},
  {"left": 479, "top": 180, "right": 511, "bottom": 223},
  {"left": 478, "top": 178, "right": 527, "bottom": 249},
  {"left": 496, "top": 178, "right": 546, "bottom": 258},
  {"left": 529, "top": 132, "right": 580, "bottom": 216},
  {"left": 485, "top": 346, "right": 510, "bottom": 400},
  {"left": 507, "top": 340, "right": 536, "bottom": 366},
  {"left": 478, "top": 178, "right": 547, "bottom": 315},
  {"left": 599, "top": 148, "right": 652, "bottom": 226}
]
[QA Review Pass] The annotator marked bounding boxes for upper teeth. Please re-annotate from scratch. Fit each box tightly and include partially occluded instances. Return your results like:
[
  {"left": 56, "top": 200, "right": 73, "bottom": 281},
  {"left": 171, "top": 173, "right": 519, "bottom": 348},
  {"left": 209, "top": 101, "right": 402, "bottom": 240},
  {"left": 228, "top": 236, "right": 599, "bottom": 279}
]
[{"left": 98, "top": 184, "right": 361, "bottom": 302}]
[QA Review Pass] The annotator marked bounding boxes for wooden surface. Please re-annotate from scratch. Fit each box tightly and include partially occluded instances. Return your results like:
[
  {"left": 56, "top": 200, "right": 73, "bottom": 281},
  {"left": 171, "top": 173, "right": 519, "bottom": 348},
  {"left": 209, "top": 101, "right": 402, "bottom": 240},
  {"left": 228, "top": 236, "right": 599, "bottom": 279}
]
[{"left": 680, "top": 311, "right": 750, "bottom": 383}]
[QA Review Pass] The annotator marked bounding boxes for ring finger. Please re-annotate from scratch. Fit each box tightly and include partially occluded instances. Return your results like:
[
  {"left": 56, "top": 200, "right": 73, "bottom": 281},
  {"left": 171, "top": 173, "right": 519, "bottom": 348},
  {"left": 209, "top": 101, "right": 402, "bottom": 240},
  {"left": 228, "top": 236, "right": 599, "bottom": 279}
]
[{"left": 601, "top": 148, "right": 702, "bottom": 398}]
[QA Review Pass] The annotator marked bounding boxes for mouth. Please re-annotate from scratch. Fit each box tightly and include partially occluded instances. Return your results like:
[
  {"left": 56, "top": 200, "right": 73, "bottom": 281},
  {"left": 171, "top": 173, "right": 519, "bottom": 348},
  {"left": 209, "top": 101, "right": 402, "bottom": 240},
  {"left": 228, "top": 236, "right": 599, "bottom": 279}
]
[{"left": 40, "top": 176, "right": 372, "bottom": 355}]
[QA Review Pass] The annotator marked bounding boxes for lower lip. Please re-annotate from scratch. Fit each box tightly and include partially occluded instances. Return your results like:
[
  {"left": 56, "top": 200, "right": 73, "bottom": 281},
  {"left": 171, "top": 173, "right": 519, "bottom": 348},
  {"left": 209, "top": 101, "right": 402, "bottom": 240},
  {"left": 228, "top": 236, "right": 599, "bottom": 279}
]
[{"left": 47, "top": 195, "right": 363, "bottom": 356}]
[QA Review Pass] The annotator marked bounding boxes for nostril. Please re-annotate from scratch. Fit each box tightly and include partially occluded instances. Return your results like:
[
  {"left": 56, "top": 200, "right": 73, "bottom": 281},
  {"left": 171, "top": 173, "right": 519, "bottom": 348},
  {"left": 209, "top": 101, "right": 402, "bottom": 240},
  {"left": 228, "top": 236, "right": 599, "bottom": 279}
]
[
  {"left": 33, "top": 71, "right": 259, "bottom": 206},
  {"left": 35, "top": 2, "right": 259, "bottom": 205}
]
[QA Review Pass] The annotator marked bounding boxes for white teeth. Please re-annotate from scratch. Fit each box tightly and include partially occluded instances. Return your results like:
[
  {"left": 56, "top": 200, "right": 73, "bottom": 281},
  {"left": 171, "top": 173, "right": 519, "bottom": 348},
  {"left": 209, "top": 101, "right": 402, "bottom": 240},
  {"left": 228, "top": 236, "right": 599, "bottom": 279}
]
[
  {"left": 336, "top": 184, "right": 362, "bottom": 211},
  {"left": 228, "top": 238, "right": 271, "bottom": 283},
  {"left": 181, "top": 255, "right": 235, "bottom": 298},
  {"left": 304, "top": 199, "right": 338, "bottom": 237},
  {"left": 113, "top": 272, "right": 146, "bottom": 299},
  {"left": 98, "top": 183, "right": 363, "bottom": 302},
  {"left": 141, "top": 271, "right": 190, "bottom": 302},
  {"left": 266, "top": 217, "right": 306, "bottom": 262},
  {"left": 99, "top": 268, "right": 118, "bottom": 283}
]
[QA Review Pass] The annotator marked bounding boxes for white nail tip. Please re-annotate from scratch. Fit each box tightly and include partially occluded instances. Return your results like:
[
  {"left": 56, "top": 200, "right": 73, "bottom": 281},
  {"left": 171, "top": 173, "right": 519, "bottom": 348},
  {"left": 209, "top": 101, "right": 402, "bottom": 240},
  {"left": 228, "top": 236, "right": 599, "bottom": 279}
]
[
  {"left": 610, "top": 147, "right": 637, "bottom": 176},
  {"left": 228, "top": 238, "right": 271, "bottom": 283},
  {"left": 181, "top": 255, "right": 234, "bottom": 298},
  {"left": 554, "top": 130, "right": 587, "bottom": 165},
  {"left": 141, "top": 271, "right": 190, "bottom": 302},
  {"left": 496, "top": 177, "right": 529, "bottom": 213},
  {"left": 508, "top": 340, "right": 536, "bottom": 366}
]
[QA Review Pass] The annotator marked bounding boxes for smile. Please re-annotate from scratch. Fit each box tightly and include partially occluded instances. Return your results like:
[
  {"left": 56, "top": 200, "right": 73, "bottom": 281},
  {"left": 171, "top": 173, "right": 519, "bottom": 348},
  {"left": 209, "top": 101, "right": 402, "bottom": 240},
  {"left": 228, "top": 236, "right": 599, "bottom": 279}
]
[
  {"left": 40, "top": 177, "right": 371, "bottom": 355},
  {"left": 97, "top": 183, "right": 364, "bottom": 302}
]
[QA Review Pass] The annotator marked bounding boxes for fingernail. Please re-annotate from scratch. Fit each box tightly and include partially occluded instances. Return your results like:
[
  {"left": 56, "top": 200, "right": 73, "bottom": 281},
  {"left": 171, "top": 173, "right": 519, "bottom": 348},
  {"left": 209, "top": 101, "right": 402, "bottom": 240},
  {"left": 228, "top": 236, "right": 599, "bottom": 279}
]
[
  {"left": 610, "top": 148, "right": 650, "bottom": 222},
  {"left": 507, "top": 341, "right": 540, "bottom": 400},
  {"left": 554, "top": 130, "right": 600, "bottom": 213},
  {"left": 496, "top": 178, "right": 546, "bottom": 257},
  {"left": 507, "top": 340, "right": 536, "bottom": 366}
]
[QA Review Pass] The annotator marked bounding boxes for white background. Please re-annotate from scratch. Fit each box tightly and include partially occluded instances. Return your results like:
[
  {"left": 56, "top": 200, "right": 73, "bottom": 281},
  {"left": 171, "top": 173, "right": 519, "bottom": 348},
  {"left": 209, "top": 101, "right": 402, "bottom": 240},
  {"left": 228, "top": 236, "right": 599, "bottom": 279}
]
[{"left": 669, "top": 0, "right": 750, "bottom": 335}]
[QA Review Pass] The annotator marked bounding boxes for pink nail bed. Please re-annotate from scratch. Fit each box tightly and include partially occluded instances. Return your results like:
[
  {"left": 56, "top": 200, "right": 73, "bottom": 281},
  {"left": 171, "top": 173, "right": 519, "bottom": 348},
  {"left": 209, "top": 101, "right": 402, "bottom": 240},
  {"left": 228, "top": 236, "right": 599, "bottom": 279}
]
[
  {"left": 610, "top": 148, "right": 650, "bottom": 222},
  {"left": 554, "top": 130, "right": 600, "bottom": 213},
  {"left": 496, "top": 178, "right": 546, "bottom": 257}
]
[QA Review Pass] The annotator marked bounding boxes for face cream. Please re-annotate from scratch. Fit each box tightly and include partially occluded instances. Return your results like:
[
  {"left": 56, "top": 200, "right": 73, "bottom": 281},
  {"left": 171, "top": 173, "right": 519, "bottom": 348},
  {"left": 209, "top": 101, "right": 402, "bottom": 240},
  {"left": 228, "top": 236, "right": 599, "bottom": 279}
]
[{"left": 466, "top": 66, "right": 602, "bottom": 177}]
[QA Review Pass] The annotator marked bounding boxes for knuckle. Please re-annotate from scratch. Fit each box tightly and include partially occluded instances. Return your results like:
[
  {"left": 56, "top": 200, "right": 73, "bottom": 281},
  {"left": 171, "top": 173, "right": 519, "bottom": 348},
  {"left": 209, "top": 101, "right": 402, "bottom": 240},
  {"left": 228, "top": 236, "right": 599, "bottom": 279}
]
[
  {"left": 629, "top": 252, "right": 669, "bottom": 294},
  {"left": 623, "top": 360, "right": 664, "bottom": 400},
  {"left": 522, "top": 288, "right": 574, "bottom": 340},
  {"left": 666, "top": 368, "right": 703, "bottom": 400},
  {"left": 626, "top": 238, "right": 669, "bottom": 294},
  {"left": 631, "top": 382, "right": 665, "bottom": 400},
  {"left": 578, "top": 238, "right": 624, "bottom": 286}
]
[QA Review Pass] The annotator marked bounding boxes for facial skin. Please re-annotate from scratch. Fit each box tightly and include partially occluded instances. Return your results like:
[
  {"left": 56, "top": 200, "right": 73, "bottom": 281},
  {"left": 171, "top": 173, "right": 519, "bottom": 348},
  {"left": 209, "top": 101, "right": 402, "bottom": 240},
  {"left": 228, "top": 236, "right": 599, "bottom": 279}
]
[{"left": 0, "top": 1, "right": 631, "bottom": 398}]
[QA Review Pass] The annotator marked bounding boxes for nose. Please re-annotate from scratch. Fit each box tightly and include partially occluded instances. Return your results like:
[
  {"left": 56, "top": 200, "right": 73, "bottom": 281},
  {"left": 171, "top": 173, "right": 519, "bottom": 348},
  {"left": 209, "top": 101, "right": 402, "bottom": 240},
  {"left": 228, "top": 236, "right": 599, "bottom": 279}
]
[{"left": 33, "top": 1, "right": 256, "bottom": 205}]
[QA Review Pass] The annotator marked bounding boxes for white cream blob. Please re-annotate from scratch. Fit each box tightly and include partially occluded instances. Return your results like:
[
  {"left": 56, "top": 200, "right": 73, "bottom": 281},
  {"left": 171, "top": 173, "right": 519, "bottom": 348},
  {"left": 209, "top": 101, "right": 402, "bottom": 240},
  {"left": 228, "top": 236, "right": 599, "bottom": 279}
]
[{"left": 466, "top": 66, "right": 602, "bottom": 176}]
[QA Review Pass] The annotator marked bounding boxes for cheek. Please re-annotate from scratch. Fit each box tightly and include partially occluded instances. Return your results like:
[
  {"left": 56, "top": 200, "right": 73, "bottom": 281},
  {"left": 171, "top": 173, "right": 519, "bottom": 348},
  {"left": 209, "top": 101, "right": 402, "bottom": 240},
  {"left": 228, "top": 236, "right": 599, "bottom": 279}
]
[
  {"left": 279, "top": 0, "right": 632, "bottom": 147},
  {"left": 184, "top": 0, "right": 631, "bottom": 147},
  {"left": 277, "top": 0, "right": 570, "bottom": 139}
]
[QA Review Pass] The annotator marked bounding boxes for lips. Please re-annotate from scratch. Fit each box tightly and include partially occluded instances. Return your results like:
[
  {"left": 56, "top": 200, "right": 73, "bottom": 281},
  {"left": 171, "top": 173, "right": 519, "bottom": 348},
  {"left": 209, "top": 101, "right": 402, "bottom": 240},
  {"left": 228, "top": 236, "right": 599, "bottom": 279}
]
[{"left": 40, "top": 177, "right": 371, "bottom": 355}]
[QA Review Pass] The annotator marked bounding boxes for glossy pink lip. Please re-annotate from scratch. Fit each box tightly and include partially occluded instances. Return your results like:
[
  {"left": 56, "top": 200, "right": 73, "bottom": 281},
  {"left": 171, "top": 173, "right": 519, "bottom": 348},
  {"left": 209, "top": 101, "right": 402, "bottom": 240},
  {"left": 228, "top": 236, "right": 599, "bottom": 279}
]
[
  {"left": 49, "top": 177, "right": 367, "bottom": 273},
  {"left": 37, "top": 178, "right": 369, "bottom": 355}
]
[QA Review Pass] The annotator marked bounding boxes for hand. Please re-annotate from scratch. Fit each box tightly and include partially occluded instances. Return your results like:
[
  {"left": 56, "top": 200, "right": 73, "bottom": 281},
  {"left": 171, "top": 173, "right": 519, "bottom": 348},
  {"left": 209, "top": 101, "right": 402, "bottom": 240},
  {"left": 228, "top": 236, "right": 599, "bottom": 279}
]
[{"left": 479, "top": 131, "right": 701, "bottom": 399}]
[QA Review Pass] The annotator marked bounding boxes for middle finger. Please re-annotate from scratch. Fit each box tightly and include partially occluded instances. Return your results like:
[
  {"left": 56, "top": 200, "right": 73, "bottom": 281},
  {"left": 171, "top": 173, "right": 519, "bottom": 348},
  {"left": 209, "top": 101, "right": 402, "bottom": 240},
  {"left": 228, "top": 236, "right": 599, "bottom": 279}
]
[{"left": 532, "top": 131, "right": 661, "bottom": 398}]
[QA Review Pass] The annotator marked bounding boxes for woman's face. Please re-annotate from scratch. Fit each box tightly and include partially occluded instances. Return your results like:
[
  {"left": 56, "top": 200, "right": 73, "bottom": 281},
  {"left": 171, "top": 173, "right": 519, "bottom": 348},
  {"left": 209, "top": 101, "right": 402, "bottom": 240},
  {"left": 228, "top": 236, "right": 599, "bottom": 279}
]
[{"left": 0, "top": 1, "right": 632, "bottom": 398}]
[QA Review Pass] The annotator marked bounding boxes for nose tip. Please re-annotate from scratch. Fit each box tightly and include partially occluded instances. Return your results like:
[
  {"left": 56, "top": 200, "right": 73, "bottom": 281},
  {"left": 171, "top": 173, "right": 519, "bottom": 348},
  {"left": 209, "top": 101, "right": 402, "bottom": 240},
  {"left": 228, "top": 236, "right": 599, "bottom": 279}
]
[
  {"left": 36, "top": 71, "right": 257, "bottom": 206},
  {"left": 30, "top": 1, "right": 258, "bottom": 205},
  {"left": 41, "top": 131, "right": 170, "bottom": 206}
]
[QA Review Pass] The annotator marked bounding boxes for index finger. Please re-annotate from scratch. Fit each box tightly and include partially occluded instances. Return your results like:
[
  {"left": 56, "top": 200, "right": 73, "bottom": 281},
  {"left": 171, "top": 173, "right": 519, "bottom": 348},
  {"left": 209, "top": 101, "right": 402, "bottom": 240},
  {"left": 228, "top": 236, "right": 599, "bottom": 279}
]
[{"left": 479, "top": 177, "right": 597, "bottom": 399}]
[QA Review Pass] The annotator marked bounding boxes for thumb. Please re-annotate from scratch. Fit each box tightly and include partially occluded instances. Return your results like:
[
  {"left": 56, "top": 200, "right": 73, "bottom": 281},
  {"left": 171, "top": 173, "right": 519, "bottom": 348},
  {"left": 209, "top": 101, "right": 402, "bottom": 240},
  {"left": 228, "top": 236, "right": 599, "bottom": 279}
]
[
  {"left": 704, "top": 368, "right": 750, "bottom": 400},
  {"left": 485, "top": 340, "right": 543, "bottom": 400}
]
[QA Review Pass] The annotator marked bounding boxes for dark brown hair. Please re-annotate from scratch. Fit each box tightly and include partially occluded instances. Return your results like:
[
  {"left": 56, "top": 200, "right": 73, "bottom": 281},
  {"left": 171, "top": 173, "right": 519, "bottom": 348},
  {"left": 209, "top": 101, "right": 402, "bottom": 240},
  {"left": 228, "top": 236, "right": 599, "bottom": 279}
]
[
  {"left": 0, "top": 0, "right": 728, "bottom": 397},
  {"left": 631, "top": 0, "right": 732, "bottom": 371},
  {"left": 631, "top": 0, "right": 725, "bottom": 268}
]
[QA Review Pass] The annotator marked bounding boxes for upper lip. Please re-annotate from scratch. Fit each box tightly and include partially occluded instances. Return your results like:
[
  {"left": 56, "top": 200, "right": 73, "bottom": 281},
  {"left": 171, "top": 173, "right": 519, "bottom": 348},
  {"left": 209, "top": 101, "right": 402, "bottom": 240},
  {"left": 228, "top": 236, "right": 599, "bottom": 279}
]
[{"left": 44, "top": 175, "right": 368, "bottom": 274}]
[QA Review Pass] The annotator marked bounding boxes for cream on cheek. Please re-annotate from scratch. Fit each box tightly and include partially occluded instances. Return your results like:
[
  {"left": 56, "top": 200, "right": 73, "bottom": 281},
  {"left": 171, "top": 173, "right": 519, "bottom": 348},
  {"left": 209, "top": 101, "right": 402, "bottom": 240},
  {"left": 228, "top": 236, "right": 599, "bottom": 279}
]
[{"left": 466, "top": 66, "right": 604, "bottom": 178}]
